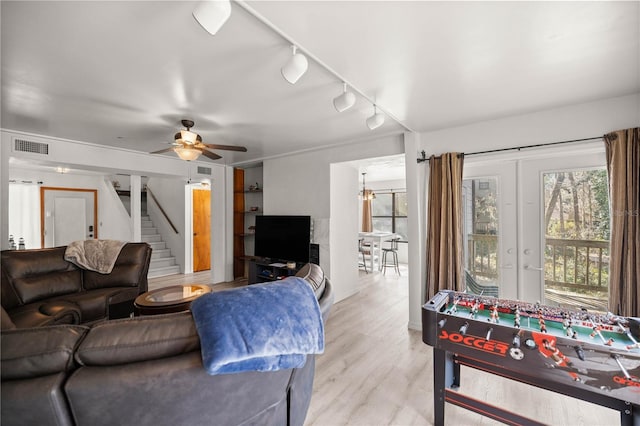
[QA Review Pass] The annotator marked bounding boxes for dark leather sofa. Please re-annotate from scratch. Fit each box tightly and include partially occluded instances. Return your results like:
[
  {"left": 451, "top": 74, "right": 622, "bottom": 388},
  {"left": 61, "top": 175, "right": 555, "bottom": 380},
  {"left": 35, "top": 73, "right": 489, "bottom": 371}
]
[
  {"left": 1, "top": 243, "right": 152, "bottom": 327},
  {"left": 0, "top": 263, "right": 334, "bottom": 426}
]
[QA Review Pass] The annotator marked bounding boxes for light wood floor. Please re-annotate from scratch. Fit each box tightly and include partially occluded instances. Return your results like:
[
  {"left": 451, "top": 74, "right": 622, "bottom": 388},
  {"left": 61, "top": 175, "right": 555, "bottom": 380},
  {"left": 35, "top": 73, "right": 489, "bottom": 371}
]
[{"left": 149, "top": 268, "right": 620, "bottom": 426}]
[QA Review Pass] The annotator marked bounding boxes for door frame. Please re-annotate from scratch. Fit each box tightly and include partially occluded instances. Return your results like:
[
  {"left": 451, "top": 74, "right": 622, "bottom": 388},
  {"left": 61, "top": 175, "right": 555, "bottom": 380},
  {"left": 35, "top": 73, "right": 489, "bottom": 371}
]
[
  {"left": 40, "top": 186, "right": 97, "bottom": 248},
  {"left": 464, "top": 140, "right": 606, "bottom": 303},
  {"left": 184, "top": 182, "right": 212, "bottom": 274},
  {"left": 192, "top": 187, "right": 211, "bottom": 272}
]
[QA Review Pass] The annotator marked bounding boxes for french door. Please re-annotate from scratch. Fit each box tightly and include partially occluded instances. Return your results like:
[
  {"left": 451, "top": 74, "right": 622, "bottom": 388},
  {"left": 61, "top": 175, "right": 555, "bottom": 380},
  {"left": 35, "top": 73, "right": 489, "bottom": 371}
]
[{"left": 463, "top": 146, "right": 609, "bottom": 309}]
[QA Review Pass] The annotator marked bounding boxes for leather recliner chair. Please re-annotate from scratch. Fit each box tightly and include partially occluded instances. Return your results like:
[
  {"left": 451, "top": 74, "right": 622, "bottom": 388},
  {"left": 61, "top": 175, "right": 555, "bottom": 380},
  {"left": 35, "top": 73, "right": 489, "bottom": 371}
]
[{"left": 1, "top": 243, "right": 152, "bottom": 328}]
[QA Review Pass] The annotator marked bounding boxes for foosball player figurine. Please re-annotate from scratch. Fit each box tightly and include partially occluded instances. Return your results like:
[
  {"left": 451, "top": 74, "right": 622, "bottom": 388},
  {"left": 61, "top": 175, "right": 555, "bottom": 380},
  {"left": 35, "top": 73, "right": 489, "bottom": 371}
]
[
  {"left": 488, "top": 305, "right": 499, "bottom": 323},
  {"left": 539, "top": 317, "right": 547, "bottom": 333},
  {"left": 469, "top": 299, "right": 480, "bottom": 319}
]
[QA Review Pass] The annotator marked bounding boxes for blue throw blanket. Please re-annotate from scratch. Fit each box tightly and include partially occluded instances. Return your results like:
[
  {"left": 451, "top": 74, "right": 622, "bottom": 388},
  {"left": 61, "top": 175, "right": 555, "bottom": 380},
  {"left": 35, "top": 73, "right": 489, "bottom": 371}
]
[{"left": 190, "top": 277, "right": 324, "bottom": 375}]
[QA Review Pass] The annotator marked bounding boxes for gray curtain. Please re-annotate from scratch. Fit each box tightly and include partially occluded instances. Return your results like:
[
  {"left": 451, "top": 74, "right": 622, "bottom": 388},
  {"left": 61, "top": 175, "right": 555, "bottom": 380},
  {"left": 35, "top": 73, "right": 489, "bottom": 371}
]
[
  {"left": 604, "top": 127, "right": 639, "bottom": 316},
  {"left": 426, "top": 152, "right": 465, "bottom": 300}
]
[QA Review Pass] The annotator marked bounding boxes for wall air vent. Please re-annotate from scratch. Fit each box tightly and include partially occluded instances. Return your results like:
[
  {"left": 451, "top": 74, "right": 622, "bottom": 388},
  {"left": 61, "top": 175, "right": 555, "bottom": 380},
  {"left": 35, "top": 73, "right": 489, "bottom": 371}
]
[
  {"left": 14, "top": 139, "right": 49, "bottom": 155},
  {"left": 197, "top": 166, "right": 212, "bottom": 176}
]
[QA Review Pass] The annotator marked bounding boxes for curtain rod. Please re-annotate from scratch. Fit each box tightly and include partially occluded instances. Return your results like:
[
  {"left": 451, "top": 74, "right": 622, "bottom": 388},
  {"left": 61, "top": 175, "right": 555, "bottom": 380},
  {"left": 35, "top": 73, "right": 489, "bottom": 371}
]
[{"left": 416, "top": 136, "right": 603, "bottom": 163}]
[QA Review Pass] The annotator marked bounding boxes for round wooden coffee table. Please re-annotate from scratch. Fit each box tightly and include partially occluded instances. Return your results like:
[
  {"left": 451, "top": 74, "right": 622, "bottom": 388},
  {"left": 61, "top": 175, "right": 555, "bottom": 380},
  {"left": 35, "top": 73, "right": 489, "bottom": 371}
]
[{"left": 134, "top": 284, "right": 212, "bottom": 315}]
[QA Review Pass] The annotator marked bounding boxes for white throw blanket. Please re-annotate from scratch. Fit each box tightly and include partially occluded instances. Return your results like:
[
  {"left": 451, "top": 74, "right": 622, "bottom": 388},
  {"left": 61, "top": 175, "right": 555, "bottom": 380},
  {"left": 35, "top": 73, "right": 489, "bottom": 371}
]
[{"left": 64, "top": 240, "right": 127, "bottom": 274}]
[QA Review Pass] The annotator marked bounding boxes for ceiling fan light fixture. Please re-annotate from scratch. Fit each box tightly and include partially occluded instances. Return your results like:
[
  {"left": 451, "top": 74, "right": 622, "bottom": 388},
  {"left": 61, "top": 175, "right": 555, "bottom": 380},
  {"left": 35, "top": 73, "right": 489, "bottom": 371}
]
[
  {"left": 180, "top": 129, "right": 198, "bottom": 144},
  {"left": 333, "top": 82, "right": 356, "bottom": 112},
  {"left": 281, "top": 45, "right": 308, "bottom": 84},
  {"left": 193, "top": 0, "right": 231, "bottom": 36},
  {"left": 174, "top": 145, "right": 202, "bottom": 161},
  {"left": 366, "top": 105, "right": 385, "bottom": 130}
]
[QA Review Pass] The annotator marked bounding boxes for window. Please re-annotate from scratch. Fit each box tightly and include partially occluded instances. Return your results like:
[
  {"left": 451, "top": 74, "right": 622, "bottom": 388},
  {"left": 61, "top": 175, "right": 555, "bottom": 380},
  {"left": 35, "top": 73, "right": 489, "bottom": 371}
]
[{"left": 371, "top": 191, "right": 408, "bottom": 241}]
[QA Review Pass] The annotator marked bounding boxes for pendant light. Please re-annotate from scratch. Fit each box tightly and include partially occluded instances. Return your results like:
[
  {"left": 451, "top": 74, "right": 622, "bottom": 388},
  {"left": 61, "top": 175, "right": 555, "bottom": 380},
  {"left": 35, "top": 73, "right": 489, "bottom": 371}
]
[
  {"left": 281, "top": 45, "right": 308, "bottom": 84},
  {"left": 361, "top": 172, "right": 376, "bottom": 200}
]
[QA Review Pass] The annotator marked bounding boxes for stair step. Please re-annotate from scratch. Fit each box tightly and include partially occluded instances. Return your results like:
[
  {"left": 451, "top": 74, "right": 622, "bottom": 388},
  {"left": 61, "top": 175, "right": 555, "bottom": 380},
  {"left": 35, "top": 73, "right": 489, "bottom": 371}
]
[
  {"left": 141, "top": 227, "right": 157, "bottom": 235},
  {"left": 141, "top": 220, "right": 153, "bottom": 228},
  {"left": 151, "top": 248, "right": 171, "bottom": 259},
  {"left": 148, "top": 265, "right": 181, "bottom": 279},
  {"left": 150, "top": 257, "right": 176, "bottom": 269},
  {"left": 141, "top": 234, "right": 162, "bottom": 243},
  {"left": 147, "top": 241, "right": 166, "bottom": 250}
]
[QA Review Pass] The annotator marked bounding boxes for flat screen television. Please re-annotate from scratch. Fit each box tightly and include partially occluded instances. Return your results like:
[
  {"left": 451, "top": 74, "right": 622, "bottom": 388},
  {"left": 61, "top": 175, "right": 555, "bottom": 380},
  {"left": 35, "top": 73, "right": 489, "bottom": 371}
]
[{"left": 254, "top": 215, "right": 311, "bottom": 263}]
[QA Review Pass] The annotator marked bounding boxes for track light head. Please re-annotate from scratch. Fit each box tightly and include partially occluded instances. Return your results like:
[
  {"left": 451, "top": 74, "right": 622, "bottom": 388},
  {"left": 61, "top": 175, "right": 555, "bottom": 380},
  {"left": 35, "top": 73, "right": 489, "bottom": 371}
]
[
  {"left": 333, "top": 83, "right": 356, "bottom": 112},
  {"left": 281, "top": 45, "right": 308, "bottom": 84},
  {"left": 193, "top": 0, "right": 232, "bottom": 35},
  {"left": 366, "top": 105, "right": 385, "bottom": 130}
]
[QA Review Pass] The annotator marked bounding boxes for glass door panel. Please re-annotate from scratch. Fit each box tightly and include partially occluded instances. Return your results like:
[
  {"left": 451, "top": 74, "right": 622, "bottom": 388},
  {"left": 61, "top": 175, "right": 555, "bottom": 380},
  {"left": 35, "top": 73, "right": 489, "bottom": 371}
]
[
  {"left": 463, "top": 178, "right": 500, "bottom": 295},
  {"left": 462, "top": 161, "right": 518, "bottom": 299},
  {"left": 519, "top": 148, "right": 608, "bottom": 306},
  {"left": 542, "top": 169, "right": 610, "bottom": 311}
]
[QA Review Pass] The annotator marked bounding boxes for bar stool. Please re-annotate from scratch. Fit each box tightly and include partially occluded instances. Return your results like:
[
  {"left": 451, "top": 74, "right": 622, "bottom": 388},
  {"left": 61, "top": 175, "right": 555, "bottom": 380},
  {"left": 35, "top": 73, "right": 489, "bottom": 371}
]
[
  {"left": 381, "top": 237, "right": 400, "bottom": 275},
  {"left": 358, "top": 238, "right": 369, "bottom": 273}
]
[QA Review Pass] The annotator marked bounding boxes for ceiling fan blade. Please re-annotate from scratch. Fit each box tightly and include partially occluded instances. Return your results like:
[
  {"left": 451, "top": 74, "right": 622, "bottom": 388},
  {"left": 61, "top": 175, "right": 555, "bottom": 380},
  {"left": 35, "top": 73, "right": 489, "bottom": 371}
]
[
  {"left": 201, "top": 149, "right": 222, "bottom": 160},
  {"left": 202, "top": 143, "right": 247, "bottom": 152},
  {"left": 150, "top": 147, "right": 175, "bottom": 154}
]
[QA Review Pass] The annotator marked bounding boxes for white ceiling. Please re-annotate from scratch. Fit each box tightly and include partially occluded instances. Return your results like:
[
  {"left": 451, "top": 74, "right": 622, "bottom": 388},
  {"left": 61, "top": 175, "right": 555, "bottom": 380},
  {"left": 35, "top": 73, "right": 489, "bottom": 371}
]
[{"left": 2, "top": 1, "right": 638, "bottom": 167}]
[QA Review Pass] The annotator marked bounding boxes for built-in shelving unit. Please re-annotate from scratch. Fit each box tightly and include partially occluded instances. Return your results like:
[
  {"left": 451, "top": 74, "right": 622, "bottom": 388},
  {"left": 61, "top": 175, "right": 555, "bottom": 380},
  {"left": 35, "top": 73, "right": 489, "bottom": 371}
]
[{"left": 233, "top": 166, "right": 263, "bottom": 279}]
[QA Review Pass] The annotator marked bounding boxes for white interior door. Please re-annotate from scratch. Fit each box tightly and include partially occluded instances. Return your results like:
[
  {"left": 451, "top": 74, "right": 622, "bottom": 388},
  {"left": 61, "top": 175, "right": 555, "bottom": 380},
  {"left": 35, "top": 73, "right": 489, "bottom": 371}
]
[
  {"left": 53, "top": 198, "right": 86, "bottom": 246},
  {"left": 42, "top": 188, "right": 97, "bottom": 248}
]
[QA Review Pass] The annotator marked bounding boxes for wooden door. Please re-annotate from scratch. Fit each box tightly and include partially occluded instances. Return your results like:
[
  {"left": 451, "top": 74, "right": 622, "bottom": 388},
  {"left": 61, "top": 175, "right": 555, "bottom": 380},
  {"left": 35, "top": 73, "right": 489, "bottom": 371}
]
[{"left": 193, "top": 189, "right": 211, "bottom": 272}]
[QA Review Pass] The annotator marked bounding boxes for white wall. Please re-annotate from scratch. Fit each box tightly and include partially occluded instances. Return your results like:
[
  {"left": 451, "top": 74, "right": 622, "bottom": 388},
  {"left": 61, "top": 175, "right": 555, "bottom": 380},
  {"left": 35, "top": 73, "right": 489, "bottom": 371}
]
[
  {"left": 263, "top": 133, "right": 405, "bottom": 302},
  {"left": 8, "top": 168, "right": 131, "bottom": 248},
  {"left": 147, "top": 176, "right": 188, "bottom": 273},
  {"left": 210, "top": 166, "right": 234, "bottom": 284},
  {"left": 330, "top": 163, "right": 360, "bottom": 302},
  {"left": 420, "top": 93, "right": 640, "bottom": 155}
]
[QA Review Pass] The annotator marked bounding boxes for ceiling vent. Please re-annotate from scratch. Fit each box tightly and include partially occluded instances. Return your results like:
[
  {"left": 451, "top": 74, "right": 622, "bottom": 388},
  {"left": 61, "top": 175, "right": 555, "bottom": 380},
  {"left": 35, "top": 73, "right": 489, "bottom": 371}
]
[
  {"left": 197, "top": 166, "right": 212, "bottom": 176},
  {"left": 14, "top": 139, "right": 49, "bottom": 155}
]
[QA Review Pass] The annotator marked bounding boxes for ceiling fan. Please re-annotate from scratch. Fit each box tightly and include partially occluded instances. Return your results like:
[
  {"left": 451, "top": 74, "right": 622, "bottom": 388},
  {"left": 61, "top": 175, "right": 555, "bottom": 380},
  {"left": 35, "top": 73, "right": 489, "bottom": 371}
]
[{"left": 150, "top": 119, "right": 247, "bottom": 161}]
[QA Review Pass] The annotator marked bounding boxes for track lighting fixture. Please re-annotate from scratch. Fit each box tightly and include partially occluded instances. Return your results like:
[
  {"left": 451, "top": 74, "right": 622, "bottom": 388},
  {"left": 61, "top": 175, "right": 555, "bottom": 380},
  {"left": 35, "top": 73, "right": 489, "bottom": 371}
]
[
  {"left": 193, "top": 0, "right": 231, "bottom": 36},
  {"left": 366, "top": 105, "right": 385, "bottom": 130},
  {"left": 281, "top": 45, "right": 308, "bottom": 84},
  {"left": 333, "top": 83, "right": 356, "bottom": 112}
]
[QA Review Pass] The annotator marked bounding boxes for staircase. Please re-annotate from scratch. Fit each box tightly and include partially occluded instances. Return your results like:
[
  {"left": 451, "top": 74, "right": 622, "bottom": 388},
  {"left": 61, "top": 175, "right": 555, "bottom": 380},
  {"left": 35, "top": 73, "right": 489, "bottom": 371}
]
[{"left": 142, "top": 215, "right": 180, "bottom": 278}]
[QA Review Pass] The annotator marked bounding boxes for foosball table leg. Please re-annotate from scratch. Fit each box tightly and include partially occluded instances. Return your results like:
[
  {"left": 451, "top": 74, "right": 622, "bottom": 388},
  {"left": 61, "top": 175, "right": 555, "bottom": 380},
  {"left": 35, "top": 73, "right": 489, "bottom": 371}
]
[
  {"left": 620, "top": 402, "right": 639, "bottom": 426},
  {"left": 433, "top": 348, "right": 459, "bottom": 426}
]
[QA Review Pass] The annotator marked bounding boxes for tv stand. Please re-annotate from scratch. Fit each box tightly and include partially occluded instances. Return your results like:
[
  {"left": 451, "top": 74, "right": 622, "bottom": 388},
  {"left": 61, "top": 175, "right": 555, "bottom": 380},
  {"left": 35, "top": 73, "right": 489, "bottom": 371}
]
[{"left": 248, "top": 258, "right": 302, "bottom": 284}]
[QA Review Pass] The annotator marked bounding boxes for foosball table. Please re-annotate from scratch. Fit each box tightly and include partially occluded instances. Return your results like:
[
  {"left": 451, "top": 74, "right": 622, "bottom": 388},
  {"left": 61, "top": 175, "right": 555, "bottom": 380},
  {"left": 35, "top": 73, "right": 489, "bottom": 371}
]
[{"left": 422, "top": 290, "right": 640, "bottom": 425}]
